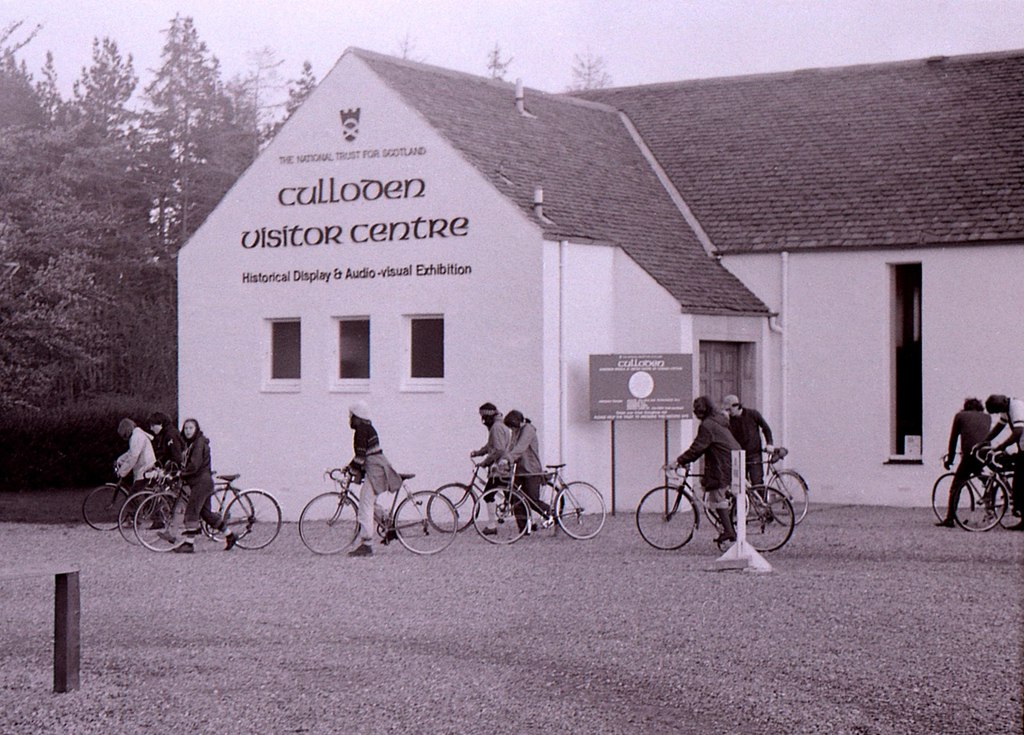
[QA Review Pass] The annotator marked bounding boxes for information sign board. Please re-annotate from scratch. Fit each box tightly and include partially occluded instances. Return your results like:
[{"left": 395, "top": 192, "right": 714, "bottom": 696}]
[{"left": 589, "top": 354, "right": 693, "bottom": 421}]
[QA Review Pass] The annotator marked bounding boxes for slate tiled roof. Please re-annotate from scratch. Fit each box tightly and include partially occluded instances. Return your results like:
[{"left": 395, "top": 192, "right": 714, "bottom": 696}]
[
  {"left": 352, "top": 49, "right": 768, "bottom": 315},
  {"left": 577, "top": 50, "right": 1024, "bottom": 253}
]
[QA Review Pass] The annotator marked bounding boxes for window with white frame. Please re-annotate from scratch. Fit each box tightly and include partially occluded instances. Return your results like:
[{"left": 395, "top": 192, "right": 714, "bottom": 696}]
[
  {"left": 269, "top": 319, "right": 301, "bottom": 381},
  {"left": 337, "top": 317, "right": 371, "bottom": 380},
  {"left": 407, "top": 315, "right": 444, "bottom": 383},
  {"left": 891, "top": 263, "right": 922, "bottom": 458}
]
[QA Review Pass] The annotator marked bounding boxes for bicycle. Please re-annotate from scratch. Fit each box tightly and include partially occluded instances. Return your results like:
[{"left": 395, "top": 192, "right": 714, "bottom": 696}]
[
  {"left": 471, "top": 463, "right": 606, "bottom": 545},
  {"left": 762, "top": 447, "right": 810, "bottom": 524},
  {"left": 82, "top": 477, "right": 133, "bottom": 530},
  {"left": 298, "top": 468, "right": 458, "bottom": 555},
  {"left": 116, "top": 465, "right": 182, "bottom": 545},
  {"left": 951, "top": 449, "right": 1011, "bottom": 532},
  {"left": 133, "top": 472, "right": 282, "bottom": 552},
  {"left": 637, "top": 464, "right": 795, "bottom": 552},
  {"left": 433, "top": 461, "right": 490, "bottom": 532}
]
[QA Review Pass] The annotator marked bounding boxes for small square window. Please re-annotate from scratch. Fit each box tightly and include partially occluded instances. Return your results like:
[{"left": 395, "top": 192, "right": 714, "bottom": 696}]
[
  {"left": 410, "top": 316, "right": 444, "bottom": 379},
  {"left": 339, "top": 319, "right": 370, "bottom": 380},
  {"left": 271, "top": 320, "right": 301, "bottom": 380}
]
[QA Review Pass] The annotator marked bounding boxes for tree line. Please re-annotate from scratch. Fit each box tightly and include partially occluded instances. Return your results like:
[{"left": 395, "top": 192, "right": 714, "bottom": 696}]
[
  {"left": 0, "top": 17, "right": 317, "bottom": 415},
  {"left": 0, "top": 17, "right": 610, "bottom": 417}
]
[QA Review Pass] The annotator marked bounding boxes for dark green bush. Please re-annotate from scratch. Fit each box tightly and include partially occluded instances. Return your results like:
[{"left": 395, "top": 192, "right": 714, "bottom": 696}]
[{"left": 0, "top": 396, "right": 176, "bottom": 491}]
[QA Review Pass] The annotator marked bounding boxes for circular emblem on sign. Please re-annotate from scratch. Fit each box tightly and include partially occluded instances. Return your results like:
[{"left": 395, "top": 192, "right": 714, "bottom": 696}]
[{"left": 628, "top": 371, "right": 654, "bottom": 399}]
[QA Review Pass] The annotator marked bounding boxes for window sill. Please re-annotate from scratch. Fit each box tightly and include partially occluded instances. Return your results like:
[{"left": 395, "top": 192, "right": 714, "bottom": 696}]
[
  {"left": 261, "top": 380, "right": 301, "bottom": 394},
  {"left": 884, "top": 456, "right": 923, "bottom": 465},
  {"left": 400, "top": 379, "right": 445, "bottom": 394},
  {"left": 329, "top": 380, "right": 371, "bottom": 394}
]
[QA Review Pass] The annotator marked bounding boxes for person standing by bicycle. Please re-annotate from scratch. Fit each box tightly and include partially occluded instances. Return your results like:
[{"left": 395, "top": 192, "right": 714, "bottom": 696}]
[
  {"left": 722, "top": 394, "right": 773, "bottom": 487},
  {"left": 345, "top": 401, "right": 403, "bottom": 557},
  {"left": 469, "top": 402, "right": 511, "bottom": 536},
  {"left": 677, "top": 396, "right": 741, "bottom": 548},
  {"left": 977, "top": 394, "right": 1024, "bottom": 531},
  {"left": 114, "top": 418, "right": 157, "bottom": 494},
  {"left": 504, "top": 410, "right": 551, "bottom": 531},
  {"left": 935, "top": 397, "right": 991, "bottom": 527},
  {"left": 164, "top": 418, "right": 236, "bottom": 553},
  {"left": 147, "top": 412, "right": 185, "bottom": 469}
]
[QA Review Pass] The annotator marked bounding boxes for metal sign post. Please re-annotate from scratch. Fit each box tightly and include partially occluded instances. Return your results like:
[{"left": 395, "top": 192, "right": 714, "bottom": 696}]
[{"left": 713, "top": 450, "right": 773, "bottom": 573}]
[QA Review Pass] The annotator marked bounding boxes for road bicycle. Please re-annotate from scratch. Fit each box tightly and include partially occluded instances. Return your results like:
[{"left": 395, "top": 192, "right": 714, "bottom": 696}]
[
  {"left": 470, "top": 463, "right": 606, "bottom": 545},
  {"left": 133, "top": 472, "right": 282, "bottom": 552},
  {"left": 951, "top": 449, "right": 1012, "bottom": 532},
  {"left": 298, "top": 467, "right": 458, "bottom": 555},
  {"left": 116, "top": 465, "right": 182, "bottom": 545},
  {"left": 433, "top": 461, "right": 491, "bottom": 532},
  {"left": 636, "top": 464, "right": 795, "bottom": 552},
  {"left": 83, "top": 462, "right": 177, "bottom": 532},
  {"left": 762, "top": 448, "right": 810, "bottom": 524}
]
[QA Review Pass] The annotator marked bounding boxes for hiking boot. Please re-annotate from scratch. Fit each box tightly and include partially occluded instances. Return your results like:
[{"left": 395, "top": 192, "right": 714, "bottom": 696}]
[
  {"left": 481, "top": 527, "right": 498, "bottom": 536},
  {"left": 934, "top": 519, "right": 956, "bottom": 528},
  {"left": 172, "top": 542, "right": 194, "bottom": 554},
  {"left": 157, "top": 530, "right": 178, "bottom": 544},
  {"left": 223, "top": 531, "right": 237, "bottom": 551}
]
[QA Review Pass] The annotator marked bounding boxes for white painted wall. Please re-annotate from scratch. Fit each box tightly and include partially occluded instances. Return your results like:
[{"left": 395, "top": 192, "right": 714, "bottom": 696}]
[
  {"left": 179, "top": 52, "right": 548, "bottom": 518},
  {"left": 722, "top": 243, "right": 1024, "bottom": 506}
]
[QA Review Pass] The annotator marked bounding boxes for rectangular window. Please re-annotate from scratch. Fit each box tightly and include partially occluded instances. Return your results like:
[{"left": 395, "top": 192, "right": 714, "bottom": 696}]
[
  {"left": 339, "top": 318, "right": 371, "bottom": 380},
  {"left": 892, "top": 264, "right": 922, "bottom": 457},
  {"left": 271, "top": 319, "right": 301, "bottom": 380},
  {"left": 410, "top": 316, "right": 444, "bottom": 379}
]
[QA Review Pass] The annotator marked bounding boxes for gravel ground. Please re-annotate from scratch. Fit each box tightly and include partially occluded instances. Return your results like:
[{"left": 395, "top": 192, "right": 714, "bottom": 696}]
[{"left": 0, "top": 504, "right": 1021, "bottom": 734}]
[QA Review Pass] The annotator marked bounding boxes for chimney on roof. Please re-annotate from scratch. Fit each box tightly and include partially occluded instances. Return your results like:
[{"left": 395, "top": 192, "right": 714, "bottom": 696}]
[
  {"left": 515, "top": 78, "right": 526, "bottom": 115},
  {"left": 533, "top": 187, "right": 544, "bottom": 219}
]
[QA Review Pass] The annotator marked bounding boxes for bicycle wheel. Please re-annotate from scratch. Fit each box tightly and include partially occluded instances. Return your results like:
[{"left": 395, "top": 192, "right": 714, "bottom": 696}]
[
  {"left": 553, "top": 481, "right": 606, "bottom": 540},
  {"left": 117, "top": 490, "right": 153, "bottom": 545},
  {"left": 635, "top": 485, "right": 698, "bottom": 550},
  {"left": 134, "top": 492, "right": 181, "bottom": 552},
  {"left": 744, "top": 486, "right": 794, "bottom": 552},
  {"left": 299, "top": 492, "right": 360, "bottom": 554},
  {"left": 223, "top": 489, "right": 282, "bottom": 550},
  {"left": 434, "top": 482, "right": 476, "bottom": 532},
  {"left": 930, "top": 472, "right": 955, "bottom": 523},
  {"left": 954, "top": 476, "right": 1007, "bottom": 532},
  {"left": 393, "top": 491, "right": 458, "bottom": 555},
  {"left": 473, "top": 486, "right": 529, "bottom": 544},
  {"left": 82, "top": 483, "right": 129, "bottom": 530},
  {"left": 201, "top": 488, "right": 230, "bottom": 539},
  {"left": 771, "top": 469, "right": 810, "bottom": 525}
]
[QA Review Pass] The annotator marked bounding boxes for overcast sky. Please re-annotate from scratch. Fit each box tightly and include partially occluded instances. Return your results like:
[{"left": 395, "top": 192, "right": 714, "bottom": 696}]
[{"left": 4, "top": 0, "right": 1024, "bottom": 97}]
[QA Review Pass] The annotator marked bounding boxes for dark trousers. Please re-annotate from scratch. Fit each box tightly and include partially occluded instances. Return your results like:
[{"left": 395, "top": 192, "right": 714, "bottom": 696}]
[
  {"left": 945, "top": 455, "right": 982, "bottom": 521},
  {"left": 513, "top": 474, "right": 550, "bottom": 530},
  {"left": 183, "top": 483, "right": 223, "bottom": 533},
  {"left": 1013, "top": 453, "right": 1024, "bottom": 518},
  {"left": 746, "top": 458, "right": 764, "bottom": 487}
]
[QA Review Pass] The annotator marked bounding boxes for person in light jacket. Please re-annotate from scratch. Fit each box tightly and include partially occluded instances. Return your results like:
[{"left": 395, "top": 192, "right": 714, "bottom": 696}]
[
  {"left": 115, "top": 418, "right": 156, "bottom": 493},
  {"left": 470, "top": 402, "right": 512, "bottom": 536}
]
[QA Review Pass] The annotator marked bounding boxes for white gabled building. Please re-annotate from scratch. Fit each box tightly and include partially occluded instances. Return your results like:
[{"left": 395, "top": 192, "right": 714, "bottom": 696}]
[{"left": 178, "top": 49, "right": 768, "bottom": 519}]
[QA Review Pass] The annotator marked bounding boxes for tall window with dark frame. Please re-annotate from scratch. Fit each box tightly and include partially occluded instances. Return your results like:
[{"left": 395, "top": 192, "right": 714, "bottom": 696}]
[
  {"left": 339, "top": 319, "right": 370, "bottom": 379},
  {"left": 410, "top": 316, "right": 444, "bottom": 379},
  {"left": 271, "top": 320, "right": 301, "bottom": 380},
  {"left": 893, "top": 264, "right": 922, "bottom": 455}
]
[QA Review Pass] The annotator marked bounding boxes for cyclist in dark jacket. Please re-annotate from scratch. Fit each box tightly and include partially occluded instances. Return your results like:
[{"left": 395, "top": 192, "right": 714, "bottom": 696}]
[
  {"left": 936, "top": 397, "right": 991, "bottom": 527},
  {"left": 722, "top": 395, "right": 773, "bottom": 486},
  {"left": 147, "top": 412, "right": 185, "bottom": 468},
  {"left": 677, "top": 396, "right": 741, "bottom": 547}
]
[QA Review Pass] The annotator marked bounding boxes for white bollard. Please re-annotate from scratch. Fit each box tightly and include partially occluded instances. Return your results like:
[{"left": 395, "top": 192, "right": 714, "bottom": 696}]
[{"left": 713, "top": 449, "right": 773, "bottom": 573}]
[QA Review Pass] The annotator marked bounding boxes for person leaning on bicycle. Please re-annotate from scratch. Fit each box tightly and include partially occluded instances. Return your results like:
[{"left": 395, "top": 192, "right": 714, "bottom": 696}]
[
  {"left": 504, "top": 409, "right": 551, "bottom": 531},
  {"left": 469, "top": 402, "right": 512, "bottom": 536},
  {"left": 976, "top": 394, "right": 1024, "bottom": 531},
  {"left": 160, "top": 418, "right": 237, "bottom": 553},
  {"left": 936, "top": 397, "right": 991, "bottom": 527},
  {"left": 722, "top": 394, "right": 773, "bottom": 486},
  {"left": 676, "top": 396, "right": 740, "bottom": 548},
  {"left": 114, "top": 418, "right": 157, "bottom": 494},
  {"left": 344, "top": 401, "right": 403, "bottom": 557}
]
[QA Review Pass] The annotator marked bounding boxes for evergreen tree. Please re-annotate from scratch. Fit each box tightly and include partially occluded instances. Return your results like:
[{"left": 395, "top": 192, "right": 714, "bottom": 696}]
[
  {"left": 284, "top": 60, "right": 316, "bottom": 119},
  {"left": 568, "top": 50, "right": 613, "bottom": 91},
  {"left": 486, "top": 43, "right": 513, "bottom": 81},
  {"left": 141, "top": 14, "right": 232, "bottom": 250},
  {"left": 36, "top": 51, "right": 65, "bottom": 125},
  {"left": 71, "top": 37, "right": 138, "bottom": 136}
]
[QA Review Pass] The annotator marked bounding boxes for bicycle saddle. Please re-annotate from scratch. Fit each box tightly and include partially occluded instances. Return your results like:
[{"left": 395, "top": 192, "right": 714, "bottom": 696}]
[
  {"left": 400, "top": 473, "right": 415, "bottom": 481},
  {"left": 216, "top": 474, "right": 240, "bottom": 482},
  {"left": 546, "top": 463, "right": 566, "bottom": 470}
]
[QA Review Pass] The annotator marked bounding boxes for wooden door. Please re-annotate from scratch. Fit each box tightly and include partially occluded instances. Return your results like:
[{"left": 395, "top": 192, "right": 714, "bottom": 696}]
[{"left": 699, "top": 341, "right": 756, "bottom": 407}]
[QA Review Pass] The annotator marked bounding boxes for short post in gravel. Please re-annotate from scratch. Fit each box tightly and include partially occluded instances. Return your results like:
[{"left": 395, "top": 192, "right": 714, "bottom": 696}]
[{"left": 713, "top": 450, "right": 773, "bottom": 573}]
